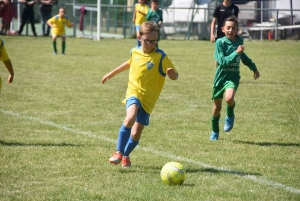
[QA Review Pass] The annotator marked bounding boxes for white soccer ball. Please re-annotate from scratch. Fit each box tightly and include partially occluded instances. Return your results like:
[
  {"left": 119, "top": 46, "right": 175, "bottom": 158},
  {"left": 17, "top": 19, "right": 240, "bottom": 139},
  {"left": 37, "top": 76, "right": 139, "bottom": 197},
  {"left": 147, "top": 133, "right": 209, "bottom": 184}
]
[{"left": 160, "top": 162, "right": 186, "bottom": 185}]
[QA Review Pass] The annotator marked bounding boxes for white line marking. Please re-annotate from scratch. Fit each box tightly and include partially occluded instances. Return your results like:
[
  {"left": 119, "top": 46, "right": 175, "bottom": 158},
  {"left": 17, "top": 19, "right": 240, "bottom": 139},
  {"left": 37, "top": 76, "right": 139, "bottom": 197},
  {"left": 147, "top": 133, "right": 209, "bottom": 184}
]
[{"left": 1, "top": 108, "right": 300, "bottom": 195}]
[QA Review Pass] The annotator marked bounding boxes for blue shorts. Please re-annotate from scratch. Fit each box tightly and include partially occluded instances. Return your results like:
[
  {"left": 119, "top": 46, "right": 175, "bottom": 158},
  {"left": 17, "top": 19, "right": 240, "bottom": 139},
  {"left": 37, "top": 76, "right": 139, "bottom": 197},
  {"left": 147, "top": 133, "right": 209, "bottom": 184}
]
[
  {"left": 126, "top": 96, "right": 150, "bottom": 126},
  {"left": 135, "top": 25, "right": 140, "bottom": 32}
]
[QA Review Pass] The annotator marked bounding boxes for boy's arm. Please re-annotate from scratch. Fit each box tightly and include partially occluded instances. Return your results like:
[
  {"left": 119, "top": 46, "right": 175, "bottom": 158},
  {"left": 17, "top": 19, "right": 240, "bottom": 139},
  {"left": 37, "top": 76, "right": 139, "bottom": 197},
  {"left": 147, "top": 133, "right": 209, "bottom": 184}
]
[
  {"left": 210, "top": 17, "right": 217, "bottom": 42},
  {"left": 102, "top": 61, "right": 130, "bottom": 84},
  {"left": 145, "top": 10, "right": 151, "bottom": 21},
  {"left": 214, "top": 41, "right": 239, "bottom": 67},
  {"left": 3, "top": 59, "right": 14, "bottom": 83},
  {"left": 166, "top": 68, "right": 178, "bottom": 80},
  {"left": 241, "top": 52, "right": 260, "bottom": 79}
]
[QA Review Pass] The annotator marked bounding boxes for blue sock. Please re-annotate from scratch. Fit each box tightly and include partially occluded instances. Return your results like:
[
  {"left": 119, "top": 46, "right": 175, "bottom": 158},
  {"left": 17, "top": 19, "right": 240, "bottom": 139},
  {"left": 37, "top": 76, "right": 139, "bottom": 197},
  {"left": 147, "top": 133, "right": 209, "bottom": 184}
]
[
  {"left": 116, "top": 124, "right": 131, "bottom": 154},
  {"left": 124, "top": 136, "right": 139, "bottom": 156}
]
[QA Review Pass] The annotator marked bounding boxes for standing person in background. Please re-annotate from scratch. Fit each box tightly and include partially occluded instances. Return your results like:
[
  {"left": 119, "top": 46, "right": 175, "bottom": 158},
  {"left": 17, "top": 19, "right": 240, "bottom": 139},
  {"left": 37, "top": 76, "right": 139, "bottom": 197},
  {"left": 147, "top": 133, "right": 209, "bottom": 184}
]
[
  {"left": 17, "top": 0, "right": 37, "bottom": 36},
  {"left": 0, "top": 39, "right": 14, "bottom": 94},
  {"left": 0, "top": 0, "right": 14, "bottom": 35},
  {"left": 39, "top": 0, "right": 57, "bottom": 36},
  {"left": 146, "top": 0, "right": 163, "bottom": 48},
  {"left": 47, "top": 7, "right": 73, "bottom": 55},
  {"left": 210, "top": 0, "right": 239, "bottom": 42},
  {"left": 132, "top": 0, "right": 149, "bottom": 46}
]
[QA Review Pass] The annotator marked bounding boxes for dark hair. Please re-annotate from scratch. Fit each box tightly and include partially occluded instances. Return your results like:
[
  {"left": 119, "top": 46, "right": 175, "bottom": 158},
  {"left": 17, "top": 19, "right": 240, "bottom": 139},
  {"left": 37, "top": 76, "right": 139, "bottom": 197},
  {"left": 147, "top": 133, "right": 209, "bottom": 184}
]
[
  {"left": 151, "top": 0, "right": 159, "bottom": 3},
  {"left": 139, "top": 21, "right": 160, "bottom": 36},
  {"left": 222, "top": 15, "right": 239, "bottom": 27}
]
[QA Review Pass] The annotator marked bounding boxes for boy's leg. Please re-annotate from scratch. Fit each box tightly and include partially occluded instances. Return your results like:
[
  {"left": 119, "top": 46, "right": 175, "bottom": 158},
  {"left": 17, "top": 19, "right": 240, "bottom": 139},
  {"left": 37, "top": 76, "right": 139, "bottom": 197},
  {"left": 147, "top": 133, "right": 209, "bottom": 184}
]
[
  {"left": 122, "top": 122, "right": 144, "bottom": 168},
  {"left": 211, "top": 98, "right": 222, "bottom": 140},
  {"left": 224, "top": 88, "right": 236, "bottom": 132},
  {"left": 62, "top": 36, "right": 66, "bottom": 54},
  {"left": 109, "top": 103, "right": 138, "bottom": 165},
  {"left": 52, "top": 35, "right": 57, "bottom": 54}
]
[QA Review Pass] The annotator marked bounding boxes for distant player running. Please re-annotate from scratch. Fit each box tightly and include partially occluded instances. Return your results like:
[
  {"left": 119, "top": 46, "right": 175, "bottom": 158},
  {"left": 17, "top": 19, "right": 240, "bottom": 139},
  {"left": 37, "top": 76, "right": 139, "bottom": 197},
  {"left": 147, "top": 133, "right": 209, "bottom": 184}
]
[{"left": 210, "top": 16, "right": 260, "bottom": 140}]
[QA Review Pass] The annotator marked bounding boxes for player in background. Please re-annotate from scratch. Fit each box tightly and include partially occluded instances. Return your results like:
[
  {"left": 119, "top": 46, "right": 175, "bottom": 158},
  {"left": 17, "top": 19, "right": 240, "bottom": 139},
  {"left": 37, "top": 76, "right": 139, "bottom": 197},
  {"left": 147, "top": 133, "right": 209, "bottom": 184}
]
[
  {"left": 210, "top": 0, "right": 239, "bottom": 42},
  {"left": 102, "top": 21, "right": 178, "bottom": 168},
  {"left": 210, "top": 16, "right": 260, "bottom": 140},
  {"left": 47, "top": 7, "right": 73, "bottom": 55},
  {"left": 132, "top": 0, "right": 149, "bottom": 46},
  {"left": 146, "top": 0, "right": 163, "bottom": 48},
  {"left": 0, "top": 39, "right": 14, "bottom": 94}
]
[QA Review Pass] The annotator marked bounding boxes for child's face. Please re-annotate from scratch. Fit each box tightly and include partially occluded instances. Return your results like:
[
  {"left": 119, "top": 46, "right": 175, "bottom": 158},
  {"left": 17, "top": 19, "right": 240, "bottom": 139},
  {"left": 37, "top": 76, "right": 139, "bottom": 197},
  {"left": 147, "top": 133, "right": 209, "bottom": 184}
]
[
  {"left": 139, "top": 0, "right": 146, "bottom": 4},
  {"left": 59, "top": 9, "right": 65, "bottom": 18},
  {"left": 151, "top": 2, "right": 159, "bottom": 10},
  {"left": 222, "top": 21, "right": 238, "bottom": 41},
  {"left": 139, "top": 31, "right": 158, "bottom": 53}
]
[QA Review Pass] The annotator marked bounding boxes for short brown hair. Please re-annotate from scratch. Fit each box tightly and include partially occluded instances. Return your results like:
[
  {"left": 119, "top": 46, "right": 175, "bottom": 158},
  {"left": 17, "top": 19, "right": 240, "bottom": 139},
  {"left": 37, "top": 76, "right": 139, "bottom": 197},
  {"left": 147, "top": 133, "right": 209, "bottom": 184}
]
[{"left": 139, "top": 21, "right": 160, "bottom": 36}]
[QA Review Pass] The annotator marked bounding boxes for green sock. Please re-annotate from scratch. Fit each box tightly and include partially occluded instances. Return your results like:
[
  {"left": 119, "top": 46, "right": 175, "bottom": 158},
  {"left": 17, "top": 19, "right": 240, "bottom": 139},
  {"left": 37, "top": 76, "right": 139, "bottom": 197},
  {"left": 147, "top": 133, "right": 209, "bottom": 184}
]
[
  {"left": 226, "top": 102, "right": 235, "bottom": 117},
  {"left": 212, "top": 115, "right": 220, "bottom": 132},
  {"left": 52, "top": 41, "right": 57, "bottom": 52},
  {"left": 62, "top": 42, "right": 66, "bottom": 54}
]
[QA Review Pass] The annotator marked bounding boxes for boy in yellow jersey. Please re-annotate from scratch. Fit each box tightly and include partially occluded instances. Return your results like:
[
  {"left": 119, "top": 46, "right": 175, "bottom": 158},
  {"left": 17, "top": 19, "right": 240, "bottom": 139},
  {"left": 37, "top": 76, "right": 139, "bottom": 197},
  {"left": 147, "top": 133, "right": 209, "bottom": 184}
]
[
  {"left": 132, "top": 0, "right": 149, "bottom": 46},
  {"left": 47, "top": 8, "right": 73, "bottom": 55},
  {"left": 102, "top": 21, "right": 178, "bottom": 168},
  {"left": 0, "top": 39, "right": 14, "bottom": 93}
]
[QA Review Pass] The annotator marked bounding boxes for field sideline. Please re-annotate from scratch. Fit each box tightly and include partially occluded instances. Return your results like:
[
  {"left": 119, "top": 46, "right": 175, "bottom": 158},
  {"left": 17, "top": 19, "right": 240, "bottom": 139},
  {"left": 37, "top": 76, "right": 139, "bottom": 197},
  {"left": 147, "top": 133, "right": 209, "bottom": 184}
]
[{"left": 0, "top": 36, "right": 299, "bottom": 200}]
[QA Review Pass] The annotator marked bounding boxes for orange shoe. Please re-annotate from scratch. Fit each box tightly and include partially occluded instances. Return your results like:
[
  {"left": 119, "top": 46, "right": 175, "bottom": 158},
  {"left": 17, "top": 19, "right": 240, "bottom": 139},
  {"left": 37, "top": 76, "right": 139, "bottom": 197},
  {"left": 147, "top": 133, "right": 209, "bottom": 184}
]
[
  {"left": 109, "top": 151, "right": 123, "bottom": 165},
  {"left": 121, "top": 156, "right": 131, "bottom": 168}
]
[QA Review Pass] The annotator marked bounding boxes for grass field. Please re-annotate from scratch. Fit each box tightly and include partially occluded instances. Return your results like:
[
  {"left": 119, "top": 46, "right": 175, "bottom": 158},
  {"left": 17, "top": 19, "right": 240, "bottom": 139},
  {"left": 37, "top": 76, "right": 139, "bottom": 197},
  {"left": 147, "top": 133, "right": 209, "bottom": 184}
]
[{"left": 0, "top": 36, "right": 300, "bottom": 201}]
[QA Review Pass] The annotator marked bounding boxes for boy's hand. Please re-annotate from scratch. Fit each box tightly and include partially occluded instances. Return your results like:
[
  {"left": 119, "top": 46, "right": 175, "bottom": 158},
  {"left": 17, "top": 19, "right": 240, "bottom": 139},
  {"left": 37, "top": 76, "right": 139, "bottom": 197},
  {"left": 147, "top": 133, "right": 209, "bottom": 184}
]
[
  {"left": 166, "top": 68, "right": 178, "bottom": 80},
  {"left": 7, "top": 74, "right": 13, "bottom": 83},
  {"left": 236, "top": 45, "right": 244, "bottom": 54},
  {"left": 253, "top": 70, "right": 260, "bottom": 80},
  {"left": 101, "top": 73, "right": 112, "bottom": 84}
]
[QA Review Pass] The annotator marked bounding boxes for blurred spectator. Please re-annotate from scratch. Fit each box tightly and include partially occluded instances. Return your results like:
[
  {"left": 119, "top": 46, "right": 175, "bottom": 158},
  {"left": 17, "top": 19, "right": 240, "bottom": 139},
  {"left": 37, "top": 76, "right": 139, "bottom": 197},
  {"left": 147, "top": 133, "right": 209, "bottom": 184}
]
[
  {"left": 18, "top": 0, "right": 37, "bottom": 36},
  {"left": 39, "top": 0, "right": 57, "bottom": 36},
  {"left": 0, "top": 0, "right": 16, "bottom": 35}
]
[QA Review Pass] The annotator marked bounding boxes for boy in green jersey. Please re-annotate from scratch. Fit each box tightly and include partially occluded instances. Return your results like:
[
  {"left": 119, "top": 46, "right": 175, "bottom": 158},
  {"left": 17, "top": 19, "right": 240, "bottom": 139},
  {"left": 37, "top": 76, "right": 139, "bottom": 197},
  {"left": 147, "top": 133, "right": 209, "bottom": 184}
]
[
  {"left": 210, "top": 15, "right": 260, "bottom": 140},
  {"left": 146, "top": 0, "right": 163, "bottom": 47}
]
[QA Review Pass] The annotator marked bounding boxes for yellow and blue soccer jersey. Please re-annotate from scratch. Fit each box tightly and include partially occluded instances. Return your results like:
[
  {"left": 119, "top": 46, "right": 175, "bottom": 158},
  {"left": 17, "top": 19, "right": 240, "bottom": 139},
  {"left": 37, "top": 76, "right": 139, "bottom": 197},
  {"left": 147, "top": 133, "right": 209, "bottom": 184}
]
[
  {"left": 134, "top": 3, "right": 149, "bottom": 26},
  {"left": 48, "top": 15, "right": 72, "bottom": 35},
  {"left": 0, "top": 39, "right": 10, "bottom": 92},
  {"left": 122, "top": 47, "right": 177, "bottom": 114}
]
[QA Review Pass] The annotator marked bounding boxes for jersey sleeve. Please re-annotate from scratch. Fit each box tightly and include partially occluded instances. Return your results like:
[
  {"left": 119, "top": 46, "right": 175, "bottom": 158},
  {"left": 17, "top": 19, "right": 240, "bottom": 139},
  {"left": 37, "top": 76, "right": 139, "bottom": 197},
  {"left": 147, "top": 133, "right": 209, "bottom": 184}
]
[
  {"left": 241, "top": 52, "right": 257, "bottom": 71},
  {"left": 162, "top": 56, "right": 177, "bottom": 74}
]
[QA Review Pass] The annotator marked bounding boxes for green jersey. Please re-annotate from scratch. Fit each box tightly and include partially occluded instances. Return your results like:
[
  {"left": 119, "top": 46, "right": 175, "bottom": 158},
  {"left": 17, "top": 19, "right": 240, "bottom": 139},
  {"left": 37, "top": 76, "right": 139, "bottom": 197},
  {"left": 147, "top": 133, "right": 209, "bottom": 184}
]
[
  {"left": 146, "top": 9, "right": 163, "bottom": 27},
  {"left": 213, "top": 35, "right": 257, "bottom": 88}
]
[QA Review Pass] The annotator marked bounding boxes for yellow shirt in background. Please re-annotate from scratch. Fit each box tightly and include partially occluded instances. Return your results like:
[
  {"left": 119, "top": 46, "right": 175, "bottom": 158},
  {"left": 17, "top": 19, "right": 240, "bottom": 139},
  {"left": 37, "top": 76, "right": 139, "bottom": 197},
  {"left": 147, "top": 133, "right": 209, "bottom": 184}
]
[{"left": 48, "top": 15, "right": 72, "bottom": 35}]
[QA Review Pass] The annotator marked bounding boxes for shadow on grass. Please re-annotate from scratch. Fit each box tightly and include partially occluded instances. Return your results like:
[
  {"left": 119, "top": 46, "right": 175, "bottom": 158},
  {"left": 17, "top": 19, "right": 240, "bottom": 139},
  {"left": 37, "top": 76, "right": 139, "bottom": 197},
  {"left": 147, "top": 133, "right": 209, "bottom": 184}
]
[
  {"left": 0, "top": 140, "right": 81, "bottom": 147},
  {"left": 233, "top": 140, "right": 299, "bottom": 147},
  {"left": 200, "top": 167, "right": 262, "bottom": 177}
]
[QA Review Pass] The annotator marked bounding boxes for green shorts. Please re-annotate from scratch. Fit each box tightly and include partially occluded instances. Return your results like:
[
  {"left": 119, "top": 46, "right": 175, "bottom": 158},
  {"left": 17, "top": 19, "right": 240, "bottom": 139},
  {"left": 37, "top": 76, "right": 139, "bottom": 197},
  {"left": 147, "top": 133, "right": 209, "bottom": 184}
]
[{"left": 212, "top": 81, "right": 238, "bottom": 100}]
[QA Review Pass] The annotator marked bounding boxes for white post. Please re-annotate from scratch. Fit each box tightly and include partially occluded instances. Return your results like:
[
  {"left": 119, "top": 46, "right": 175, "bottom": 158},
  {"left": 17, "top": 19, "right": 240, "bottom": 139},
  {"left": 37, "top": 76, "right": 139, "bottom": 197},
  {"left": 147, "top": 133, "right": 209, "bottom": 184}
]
[
  {"left": 96, "top": 0, "right": 101, "bottom": 41},
  {"left": 260, "top": 1, "right": 263, "bottom": 40}
]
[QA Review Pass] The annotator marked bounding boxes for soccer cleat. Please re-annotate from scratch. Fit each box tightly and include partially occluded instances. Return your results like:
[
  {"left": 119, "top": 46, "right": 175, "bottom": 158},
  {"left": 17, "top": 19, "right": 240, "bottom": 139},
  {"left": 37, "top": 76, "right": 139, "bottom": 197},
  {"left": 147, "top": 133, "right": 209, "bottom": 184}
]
[
  {"left": 53, "top": 51, "right": 57, "bottom": 55},
  {"left": 121, "top": 156, "right": 131, "bottom": 168},
  {"left": 224, "top": 115, "right": 235, "bottom": 132},
  {"left": 109, "top": 151, "right": 123, "bottom": 165},
  {"left": 210, "top": 131, "right": 219, "bottom": 140}
]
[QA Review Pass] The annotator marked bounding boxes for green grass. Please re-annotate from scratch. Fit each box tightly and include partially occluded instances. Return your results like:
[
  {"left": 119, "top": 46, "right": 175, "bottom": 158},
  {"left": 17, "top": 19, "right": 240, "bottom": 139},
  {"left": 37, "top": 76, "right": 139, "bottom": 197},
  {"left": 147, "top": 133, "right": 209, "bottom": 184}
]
[{"left": 0, "top": 36, "right": 300, "bottom": 201}]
